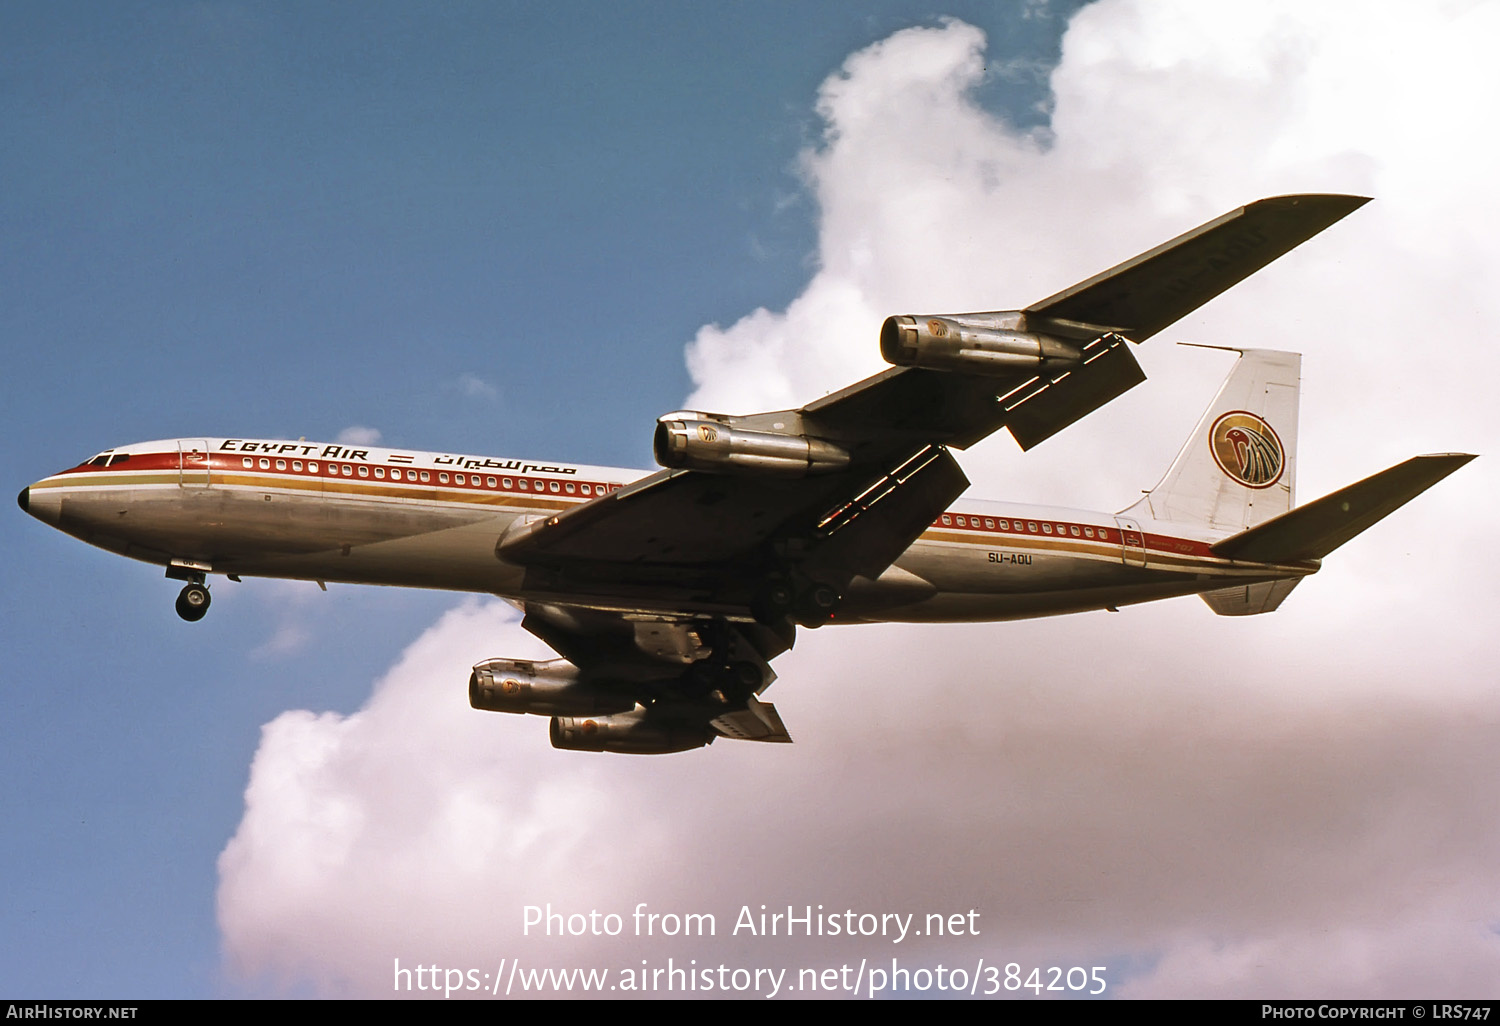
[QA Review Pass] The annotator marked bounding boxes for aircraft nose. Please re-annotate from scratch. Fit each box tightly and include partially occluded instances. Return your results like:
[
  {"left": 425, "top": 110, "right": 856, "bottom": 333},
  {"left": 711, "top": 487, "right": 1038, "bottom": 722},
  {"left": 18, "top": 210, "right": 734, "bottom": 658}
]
[{"left": 20, "top": 479, "right": 65, "bottom": 526}]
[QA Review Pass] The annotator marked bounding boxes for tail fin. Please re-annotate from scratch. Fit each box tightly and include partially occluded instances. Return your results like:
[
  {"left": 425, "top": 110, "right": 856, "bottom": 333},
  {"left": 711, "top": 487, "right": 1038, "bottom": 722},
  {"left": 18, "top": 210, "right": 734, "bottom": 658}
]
[{"left": 1125, "top": 348, "right": 1300, "bottom": 533}]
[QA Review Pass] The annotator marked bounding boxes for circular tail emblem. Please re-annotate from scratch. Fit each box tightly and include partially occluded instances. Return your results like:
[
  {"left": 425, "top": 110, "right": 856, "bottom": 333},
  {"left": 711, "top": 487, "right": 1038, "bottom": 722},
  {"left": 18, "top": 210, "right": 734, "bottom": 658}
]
[{"left": 1209, "top": 412, "right": 1285, "bottom": 488}]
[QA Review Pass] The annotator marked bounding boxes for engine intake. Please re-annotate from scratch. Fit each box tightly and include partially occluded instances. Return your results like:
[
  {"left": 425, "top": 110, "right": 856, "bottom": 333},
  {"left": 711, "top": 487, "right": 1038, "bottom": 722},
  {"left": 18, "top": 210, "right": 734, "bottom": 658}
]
[
  {"left": 469, "top": 658, "right": 636, "bottom": 717},
  {"left": 550, "top": 707, "right": 714, "bottom": 755},
  {"left": 653, "top": 416, "right": 849, "bottom": 476},
  {"left": 880, "top": 314, "right": 1083, "bottom": 376}
]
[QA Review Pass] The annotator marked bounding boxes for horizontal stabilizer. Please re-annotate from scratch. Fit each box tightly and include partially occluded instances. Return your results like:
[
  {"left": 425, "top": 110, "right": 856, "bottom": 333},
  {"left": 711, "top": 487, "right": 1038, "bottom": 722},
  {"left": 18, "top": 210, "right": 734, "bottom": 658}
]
[
  {"left": 1211, "top": 453, "right": 1475, "bottom": 563},
  {"left": 1200, "top": 579, "right": 1302, "bottom": 616},
  {"left": 710, "top": 696, "right": 792, "bottom": 743}
]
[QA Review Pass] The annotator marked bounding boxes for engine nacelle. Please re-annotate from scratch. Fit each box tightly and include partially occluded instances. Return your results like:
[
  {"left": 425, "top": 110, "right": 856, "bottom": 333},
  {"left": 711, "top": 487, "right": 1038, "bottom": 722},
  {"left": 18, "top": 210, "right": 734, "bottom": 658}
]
[
  {"left": 880, "top": 314, "right": 1083, "bottom": 377},
  {"left": 469, "top": 658, "right": 636, "bottom": 717},
  {"left": 653, "top": 415, "right": 849, "bottom": 476},
  {"left": 550, "top": 707, "right": 714, "bottom": 755}
]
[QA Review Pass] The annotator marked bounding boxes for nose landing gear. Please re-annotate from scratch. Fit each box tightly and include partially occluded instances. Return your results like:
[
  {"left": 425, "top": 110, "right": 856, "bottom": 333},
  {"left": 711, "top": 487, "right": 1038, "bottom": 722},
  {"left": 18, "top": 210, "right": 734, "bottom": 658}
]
[
  {"left": 166, "top": 564, "right": 213, "bottom": 622},
  {"left": 175, "top": 583, "right": 211, "bottom": 622}
]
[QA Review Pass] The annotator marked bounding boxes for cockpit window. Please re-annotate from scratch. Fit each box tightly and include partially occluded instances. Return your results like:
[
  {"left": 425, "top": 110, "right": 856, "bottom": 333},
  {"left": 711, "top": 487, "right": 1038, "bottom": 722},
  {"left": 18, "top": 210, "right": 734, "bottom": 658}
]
[
  {"left": 87, "top": 453, "right": 112, "bottom": 466},
  {"left": 107, "top": 453, "right": 131, "bottom": 466}
]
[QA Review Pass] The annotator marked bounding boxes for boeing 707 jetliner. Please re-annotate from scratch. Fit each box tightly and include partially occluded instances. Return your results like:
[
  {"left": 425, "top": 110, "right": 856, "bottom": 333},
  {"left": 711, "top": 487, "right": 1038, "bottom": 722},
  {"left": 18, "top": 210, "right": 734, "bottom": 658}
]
[{"left": 18, "top": 195, "right": 1473, "bottom": 753}]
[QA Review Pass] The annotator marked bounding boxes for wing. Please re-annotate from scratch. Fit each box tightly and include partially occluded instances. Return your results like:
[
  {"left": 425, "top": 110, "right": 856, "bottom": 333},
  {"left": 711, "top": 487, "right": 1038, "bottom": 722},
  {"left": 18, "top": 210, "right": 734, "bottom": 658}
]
[{"left": 806, "top": 194, "right": 1370, "bottom": 451}]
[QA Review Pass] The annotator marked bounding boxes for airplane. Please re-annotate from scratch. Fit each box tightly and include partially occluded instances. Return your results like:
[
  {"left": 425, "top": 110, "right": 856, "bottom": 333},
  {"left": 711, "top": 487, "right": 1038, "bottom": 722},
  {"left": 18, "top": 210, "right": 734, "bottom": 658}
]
[{"left": 17, "top": 194, "right": 1474, "bottom": 754}]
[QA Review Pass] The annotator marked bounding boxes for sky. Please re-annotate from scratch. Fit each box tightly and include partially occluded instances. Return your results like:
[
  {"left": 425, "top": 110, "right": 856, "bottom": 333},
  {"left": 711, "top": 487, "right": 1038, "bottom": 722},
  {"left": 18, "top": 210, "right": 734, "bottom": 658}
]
[{"left": 3, "top": 0, "right": 1498, "bottom": 1000}]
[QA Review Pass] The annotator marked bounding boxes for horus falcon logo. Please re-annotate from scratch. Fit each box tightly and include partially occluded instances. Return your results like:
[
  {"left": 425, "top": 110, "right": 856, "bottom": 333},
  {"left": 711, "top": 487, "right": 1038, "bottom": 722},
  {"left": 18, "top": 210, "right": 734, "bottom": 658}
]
[{"left": 1209, "top": 411, "right": 1285, "bottom": 488}]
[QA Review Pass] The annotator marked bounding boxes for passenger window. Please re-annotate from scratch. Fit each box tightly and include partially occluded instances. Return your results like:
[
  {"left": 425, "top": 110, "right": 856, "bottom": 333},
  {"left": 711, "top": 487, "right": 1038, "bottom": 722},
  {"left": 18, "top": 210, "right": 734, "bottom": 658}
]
[
  {"left": 419, "top": 471, "right": 430, "bottom": 482},
  {"left": 503, "top": 477, "right": 513, "bottom": 488},
  {"left": 580, "top": 484, "right": 591, "bottom": 496},
  {"left": 438, "top": 473, "right": 448, "bottom": 484},
  {"left": 242, "top": 457, "right": 253, "bottom": 468},
  {"left": 956, "top": 516, "right": 966, "bottom": 527},
  {"left": 341, "top": 465, "right": 352, "bottom": 476},
  {"left": 486, "top": 476, "right": 497, "bottom": 488},
  {"left": 1070, "top": 526, "right": 1080, "bottom": 537},
  {"left": 985, "top": 519, "right": 994, "bottom": 529},
  {"left": 258, "top": 458, "right": 270, "bottom": 469},
  {"left": 1027, "top": 522, "right": 1037, "bottom": 532},
  {"left": 549, "top": 481, "right": 560, "bottom": 493},
  {"left": 1084, "top": 527, "right": 1094, "bottom": 538},
  {"left": 276, "top": 459, "right": 287, "bottom": 470},
  {"left": 1043, "top": 524, "right": 1053, "bottom": 534},
  {"left": 941, "top": 515, "right": 951, "bottom": 525},
  {"left": 293, "top": 461, "right": 303, "bottom": 472}
]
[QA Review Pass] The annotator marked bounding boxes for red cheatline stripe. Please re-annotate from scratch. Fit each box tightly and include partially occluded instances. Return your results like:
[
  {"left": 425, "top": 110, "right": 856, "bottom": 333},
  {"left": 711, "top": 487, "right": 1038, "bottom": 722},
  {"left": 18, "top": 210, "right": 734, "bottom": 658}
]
[{"left": 54, "top": 450, "right": 1269, "bottom": 566}]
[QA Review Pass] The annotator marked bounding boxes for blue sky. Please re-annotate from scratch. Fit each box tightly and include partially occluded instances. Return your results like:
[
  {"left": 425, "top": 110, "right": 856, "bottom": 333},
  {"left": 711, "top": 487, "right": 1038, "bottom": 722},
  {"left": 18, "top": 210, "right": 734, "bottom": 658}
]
[{"left": 7, "top": 0, "right": 1499, "bottom": 1000}]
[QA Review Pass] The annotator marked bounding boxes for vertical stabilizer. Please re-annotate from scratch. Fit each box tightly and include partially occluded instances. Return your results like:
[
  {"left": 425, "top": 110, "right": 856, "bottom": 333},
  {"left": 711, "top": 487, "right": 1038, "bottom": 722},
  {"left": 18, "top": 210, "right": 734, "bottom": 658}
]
[{"left": 1127, "top": 349, "right": 1300, "bottom": 533}]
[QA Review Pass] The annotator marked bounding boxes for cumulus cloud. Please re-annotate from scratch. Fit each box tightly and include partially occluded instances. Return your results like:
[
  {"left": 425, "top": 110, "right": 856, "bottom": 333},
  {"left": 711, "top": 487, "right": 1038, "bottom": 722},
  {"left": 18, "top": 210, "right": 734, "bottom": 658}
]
[{"left": 219, "top": 1, "right": 1499, "bottom": 998}]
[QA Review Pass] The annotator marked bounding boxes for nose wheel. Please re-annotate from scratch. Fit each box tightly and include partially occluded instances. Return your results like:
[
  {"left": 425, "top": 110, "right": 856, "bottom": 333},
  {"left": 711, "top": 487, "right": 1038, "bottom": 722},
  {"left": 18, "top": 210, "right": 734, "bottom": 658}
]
[{"left": 175, "top": 582, "right": 211, "bottom": 622}]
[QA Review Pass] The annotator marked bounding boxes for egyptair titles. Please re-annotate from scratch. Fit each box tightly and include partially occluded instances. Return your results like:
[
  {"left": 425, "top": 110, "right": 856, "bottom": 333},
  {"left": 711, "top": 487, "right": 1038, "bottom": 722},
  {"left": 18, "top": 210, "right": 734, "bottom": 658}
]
[{"left": 218, "top": 439, "right": 577, "bottom": 475}]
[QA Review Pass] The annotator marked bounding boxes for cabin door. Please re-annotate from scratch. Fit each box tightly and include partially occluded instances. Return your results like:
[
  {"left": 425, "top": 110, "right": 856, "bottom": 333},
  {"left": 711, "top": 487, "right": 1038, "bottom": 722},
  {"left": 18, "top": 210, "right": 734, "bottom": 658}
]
[
  {"left": 1114, "top": 516, "right": 1147, "bottom": 567},
  {"left": 178, "top": 440, "right": 211, "bottom": 488}
]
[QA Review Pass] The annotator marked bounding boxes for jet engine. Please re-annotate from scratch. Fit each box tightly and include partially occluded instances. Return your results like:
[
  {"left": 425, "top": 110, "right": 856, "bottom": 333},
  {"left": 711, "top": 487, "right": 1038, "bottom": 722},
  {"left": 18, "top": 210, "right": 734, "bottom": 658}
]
[
  {"left": 653, "top": 415, "right": 849, "bottom": 476},
  {"left": 880, "top": 313, "right": 1085, "bottom": 376},
  {"left": 549, "top": 707, "right": 714, "bottom": 755},
  {"left": 469, "top": 658, "right": 636, "bottom": 717}
]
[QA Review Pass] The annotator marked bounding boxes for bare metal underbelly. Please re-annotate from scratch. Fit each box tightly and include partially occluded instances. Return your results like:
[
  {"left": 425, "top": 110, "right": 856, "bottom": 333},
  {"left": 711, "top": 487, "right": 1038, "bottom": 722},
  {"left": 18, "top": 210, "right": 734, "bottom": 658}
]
[{"left": 56, "top": 484, "right": 528, "bottom": 593}]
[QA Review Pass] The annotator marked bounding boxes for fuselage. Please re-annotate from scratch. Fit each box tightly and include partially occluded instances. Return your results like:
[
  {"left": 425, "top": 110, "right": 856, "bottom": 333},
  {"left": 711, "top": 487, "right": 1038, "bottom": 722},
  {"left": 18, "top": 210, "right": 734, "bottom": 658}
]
[{"left": 20, "top": 437, "right": 1314, "bottom": 622}]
